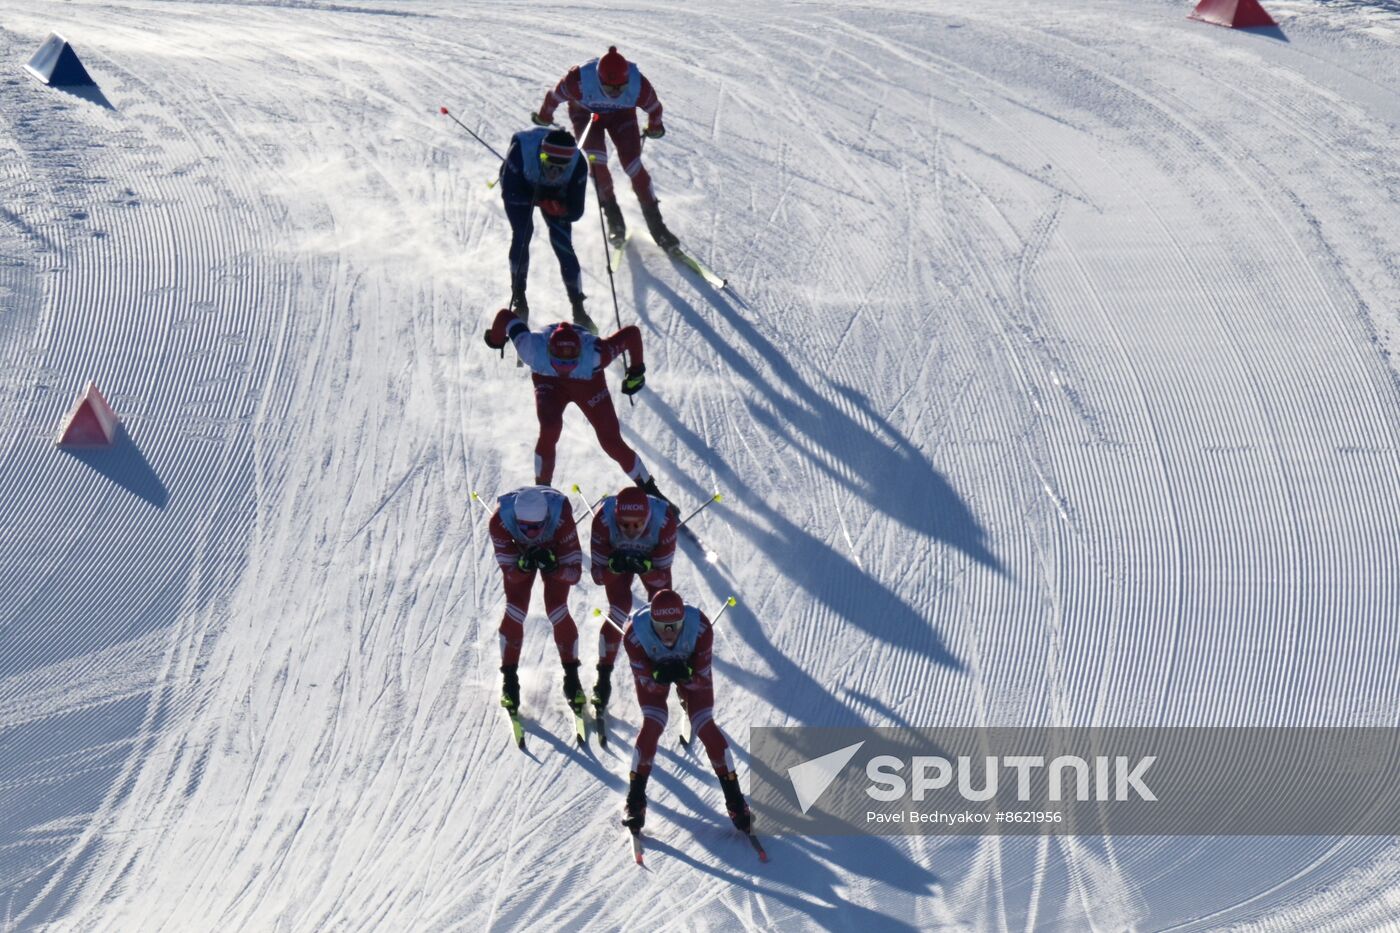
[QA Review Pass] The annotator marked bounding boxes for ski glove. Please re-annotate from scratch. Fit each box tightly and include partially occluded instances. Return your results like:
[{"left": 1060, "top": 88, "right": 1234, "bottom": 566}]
[
  {"left": 531, "top": 111, "right": 552, "bottom": 127},
  {"left": 530, "top": 547, "right": 559, "bottom": 574},
  {"left": 608, "top": 553, "right": 652, "bottom": 575},
  {"left": 621, "top": 364, "right": 646, "bottom": 396},
  {"left": 484, "top": 329, "right": 507, "bottom": 351},
  {"left": 652, "top": 659, "right": 693, "bottom": 685},
  {"left": 514, "top": 551, "right": 537, "bottom": 573},
  {"left": 643, "top": 125, "right": 665, "bottom": 139}
]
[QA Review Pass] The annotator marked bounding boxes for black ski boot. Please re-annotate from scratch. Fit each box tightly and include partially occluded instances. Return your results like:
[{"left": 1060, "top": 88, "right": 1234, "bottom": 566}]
[
  {"left": 562, "top": 660, "right": 586, "bottom": 713},
  {"left": 500, "top": 664, "right": 520, "bottom": 712},
  {"left": 640, "top": 200, "right": 679, "bottom": 252},
  {"left": 569, "top": 291, "right": 597, "bottom": 335},
  {"left": 636, "top": 475, "right": 679, "bottom": 518},
  {"left": 623, "top": 770, "right": 650, "bottom": 831},
  {"left": 718, "top": 771, "right": 753, "bottom": 833},
  {"left": 601, "top": 198, "right": 626, "bottom": 246},
  {"left": 511, "top": 289, "right": 529, "bottom": 326},
  {"left": 590, "top": 663, "right": 613, "bottom": 710}
]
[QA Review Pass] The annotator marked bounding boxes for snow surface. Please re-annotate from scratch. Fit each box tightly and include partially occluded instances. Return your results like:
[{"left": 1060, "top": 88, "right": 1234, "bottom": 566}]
[{"left": 3, "top": 0, "right": 1400, "bottom": 929}]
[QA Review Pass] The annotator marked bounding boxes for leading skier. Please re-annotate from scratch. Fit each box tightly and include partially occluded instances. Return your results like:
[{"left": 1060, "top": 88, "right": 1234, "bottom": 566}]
[{"left": 532, "top": 46, "right": 679, "bottom": 251}]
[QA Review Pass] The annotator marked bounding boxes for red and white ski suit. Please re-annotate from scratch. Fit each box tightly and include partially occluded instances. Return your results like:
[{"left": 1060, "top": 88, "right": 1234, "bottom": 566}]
[
  {"left": 537, "top": 60, "right": 665, "bottom": 206},
  {"left": 490, "top": 490, "right": 583, "bottom": 667},
  {"left": 625, "top": 609, "right": 735, "bottom": 781},
  {"left": 591, "top": 497, "right": 677, "bottom": 666},
  {"left": 487, "top": 309, "right": 648, "bottom": 486}
]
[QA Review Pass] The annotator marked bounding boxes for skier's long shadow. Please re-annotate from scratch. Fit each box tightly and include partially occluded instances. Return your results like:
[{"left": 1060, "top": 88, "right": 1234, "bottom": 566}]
[
  {"left": 649, "top": 752, "right": 936, "bottom": 927},
  {"left": 617, "top": 257, "right": 973, "bottom": 730},
  {"left": 607, "top": 252, "right": 976, "bottom": 918},
  {"left": 629, "top": 253, "right": 1001, "bottom": 572}
]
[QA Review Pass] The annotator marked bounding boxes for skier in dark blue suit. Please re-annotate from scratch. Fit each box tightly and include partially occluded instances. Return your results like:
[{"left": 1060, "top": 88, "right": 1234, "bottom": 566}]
[{"left": 500, "top": 126, "right": 595, "bottom": 333}]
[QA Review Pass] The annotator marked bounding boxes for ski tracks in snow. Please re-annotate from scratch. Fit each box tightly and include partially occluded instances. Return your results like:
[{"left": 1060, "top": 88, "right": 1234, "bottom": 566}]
[{"left": 5, "top": 1, "right": 1400, "bottom": 930}]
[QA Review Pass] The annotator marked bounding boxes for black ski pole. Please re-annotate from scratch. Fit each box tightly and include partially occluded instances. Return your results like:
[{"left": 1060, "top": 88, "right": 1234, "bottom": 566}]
[
  {"left": 578, "top": 114, "right": 634, "bottom": 407},
  {"left": 439, "top": 106, "right": 506, "bottom": 162},
  {"left": 680, "top": 492, "right": 722, "bottom": 528}
]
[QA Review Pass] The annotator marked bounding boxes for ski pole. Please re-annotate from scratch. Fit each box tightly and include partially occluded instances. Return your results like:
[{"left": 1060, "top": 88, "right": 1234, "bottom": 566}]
[
  {"left": 439, "top": 106, "right": 506, "bottom": 162},
  {"left": 469, "top": 490, "right": 494, "bottom": 518},
  {"left": 578, "top": 114, "right": 634, "bottom": 407},
  {"left": 680, "top": 492, "right": 722, "bottom": 528},
  {"left": 569, "top": 483, "right": 608, "bottom": 527},
  {"left": 710, "top": 596, "right": 737, "bottom": 626}
]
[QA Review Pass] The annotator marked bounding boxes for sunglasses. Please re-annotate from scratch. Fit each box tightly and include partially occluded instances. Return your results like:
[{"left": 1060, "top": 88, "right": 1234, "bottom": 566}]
[
  {"left": 550, "top": 353, "right": 580, "bottom": 368},
  {"left": 618, "top": 518, "right": 646, "bottom": 534},
  {"left": 658, "top": 621, "right": 680, "bottom": 634},
  {"left": 602, "top": 81, "right": 626, "bottom": 93},
  {"left": 519, "top": 520, "right": 544, "bottom": 534}
]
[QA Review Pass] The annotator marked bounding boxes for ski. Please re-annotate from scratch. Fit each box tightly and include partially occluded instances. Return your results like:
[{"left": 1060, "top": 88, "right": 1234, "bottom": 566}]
[
  {"left": 573, "top": 310, "right": 599, "bottom": 336},
  {"left": 594, "top": 703, "right": 608, "bottom": 747},
  {"left": 677, "top": 523, "right": 722, "bottom": 567},
  {"left": 667, "top": 245, "right": 726, "bottom": 289},
  {"left": 505, "top": 708, "right": 525, "bottom": 750},
  {"left": 745, "top": 830, "right": 769, "bottom": 862},
  {"left": 626, "top": 825, "right": 644, "bottom": 865},
  {"left": 572, "top": 703, "right": 587, "bottom": 746},
  {"left": 609, "top": 232, "right": 632, "bottom": 273}
]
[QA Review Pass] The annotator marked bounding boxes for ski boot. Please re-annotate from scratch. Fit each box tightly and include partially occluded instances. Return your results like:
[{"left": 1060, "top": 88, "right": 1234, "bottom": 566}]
[
  {"left": 622, "top": 770, "right": 650, "bottom": 831},
  {"left": 636, "top": 475, "right": 679, "bottom": 519},
  {"left": 601, "top": 198, "right": 627, "bottom": 247},
  {"left": 500, "top": 664, "right": 521, "bottom": 712},
  {"left": 640, "top": 200, "right": 679, "bottom": 252},
  {"left": 562, "top": 660, "right": 587, "bottom": 714},
  {"left": 719, "top": 771, "right": 753, "bottom": 833},
  {"left": 569, "top": 291, "right": 598, "bottom": 335},
  {"left": 590, "top": 663, "right": 613, "bottom": 710},
  {"left": 510, "top": 289, "right": 529, "bottom": 326}
]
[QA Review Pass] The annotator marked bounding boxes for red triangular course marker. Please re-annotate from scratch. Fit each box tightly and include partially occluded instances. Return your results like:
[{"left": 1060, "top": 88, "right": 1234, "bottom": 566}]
[
  {"left": 56, "top": 382, "right": 120, "bottom": 447},
  {"left": 1189, "top": 0, "right": 1277, "bottom": 28}
]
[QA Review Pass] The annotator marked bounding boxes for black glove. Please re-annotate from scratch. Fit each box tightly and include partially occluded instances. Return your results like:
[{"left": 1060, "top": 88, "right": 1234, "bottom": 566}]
[
  {"left": 608, "top": 553, "right": 653, "bottom": 575},
  {"left": 643, "top": 125, "right": 665, "bottom": 139},
  {"left": 530, "top": 547, "right": 559, "bottom": 574},
  {"left": 621, "top": 364, "right": 646, "bottom": 396},
  {"left": 652, "top": 658, "right": 693, "bottom": 685},
  {"left": 514, "top": 551, "right": 537, "bottom": 573},
  {"left": 484, "top": 329, "right": 506, "bottom": 351}
]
